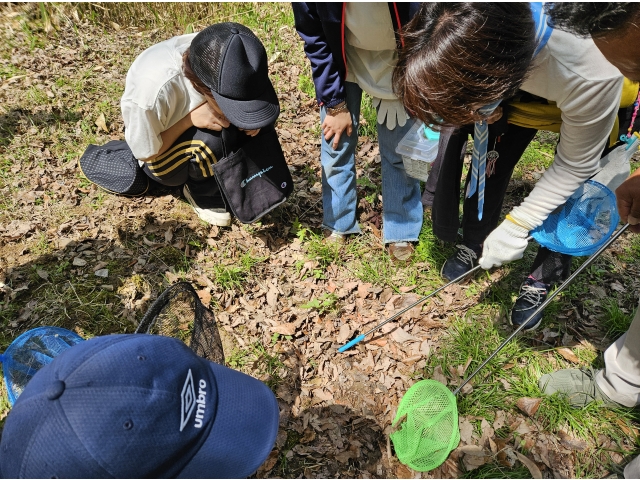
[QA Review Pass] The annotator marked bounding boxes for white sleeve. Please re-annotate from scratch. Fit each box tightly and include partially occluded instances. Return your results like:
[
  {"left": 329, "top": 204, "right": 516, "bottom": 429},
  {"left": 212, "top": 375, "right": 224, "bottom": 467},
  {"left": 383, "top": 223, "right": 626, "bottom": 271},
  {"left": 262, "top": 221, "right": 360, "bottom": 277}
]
[
  {"left": 509, "top": 74, "right": 623, "bottom": 230},
  {"left": 121, "top": 98, "right": 166, "bottom": 161}
]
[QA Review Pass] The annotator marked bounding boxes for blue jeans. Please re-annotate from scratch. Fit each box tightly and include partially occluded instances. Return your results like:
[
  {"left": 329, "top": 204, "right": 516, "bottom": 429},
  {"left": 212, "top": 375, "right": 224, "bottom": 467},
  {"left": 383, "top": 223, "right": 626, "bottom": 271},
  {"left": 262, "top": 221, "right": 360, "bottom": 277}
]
[{"left": 319, "top": 82, "right": 423, "bottom": 244}]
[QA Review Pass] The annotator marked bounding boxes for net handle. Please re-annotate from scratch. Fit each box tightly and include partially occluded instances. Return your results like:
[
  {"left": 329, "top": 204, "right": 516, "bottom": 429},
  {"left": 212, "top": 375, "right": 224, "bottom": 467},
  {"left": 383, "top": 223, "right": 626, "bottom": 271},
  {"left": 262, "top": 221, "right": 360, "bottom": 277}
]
[
  {"left": 453, "top": 223, "right": 629, "bottom": 396},
  {"left": 338, "top": 265, "right": 482, "bottom": 352}
]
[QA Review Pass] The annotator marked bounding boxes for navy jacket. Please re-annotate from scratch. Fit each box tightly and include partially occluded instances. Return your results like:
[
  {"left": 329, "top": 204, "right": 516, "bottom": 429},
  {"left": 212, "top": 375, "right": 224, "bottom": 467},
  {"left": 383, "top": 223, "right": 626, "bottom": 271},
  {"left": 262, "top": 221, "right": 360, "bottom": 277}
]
[{"left": 292, "top": 2, "right": 421, "bottom": 108}]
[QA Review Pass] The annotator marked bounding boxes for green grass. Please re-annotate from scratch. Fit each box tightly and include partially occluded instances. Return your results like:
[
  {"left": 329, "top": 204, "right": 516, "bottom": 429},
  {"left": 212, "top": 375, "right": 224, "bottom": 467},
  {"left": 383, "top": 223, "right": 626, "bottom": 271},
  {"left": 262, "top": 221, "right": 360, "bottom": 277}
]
[
  {"left": 462, "top": 463, "right": 532, "bottom": 479},
  {"left": 300, "top": 293, "right": 339, "bottom": 315},
  {"left": 208, "top": 250, "right": 266, "bottom": 291},
  {"left": 601, "top": 299, "right": 635, "bottom": 338},
  {"left": 226, "top": 341, "right": 286, "bottom": 391},
  {"left": 298, "top": 74, "right": 315, "bottom": 99},
  {"left": 359, "top": 93, "right": 378, "bottom": 139},
  {"left": 422, "top": 312, "right": 637, "bottom": 446},
  {"left": 512, "top": 131, "right": 558, "bottom": 180}
]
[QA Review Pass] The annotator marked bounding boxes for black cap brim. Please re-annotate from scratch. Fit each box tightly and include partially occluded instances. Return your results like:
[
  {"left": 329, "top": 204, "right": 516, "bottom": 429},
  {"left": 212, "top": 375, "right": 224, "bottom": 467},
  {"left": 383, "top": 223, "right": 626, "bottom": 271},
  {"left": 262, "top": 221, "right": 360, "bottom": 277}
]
[{"left": 211, "top": 81, "right": 280, "bottom": 130}]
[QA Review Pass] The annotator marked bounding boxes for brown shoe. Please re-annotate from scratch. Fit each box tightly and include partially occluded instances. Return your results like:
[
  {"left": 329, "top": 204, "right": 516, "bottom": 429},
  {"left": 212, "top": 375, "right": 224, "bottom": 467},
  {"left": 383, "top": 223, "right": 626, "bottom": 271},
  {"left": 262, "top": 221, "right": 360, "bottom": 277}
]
[
  {"left": 388, "top": 242, "right": 414, "bottom": 262},
  {"left": 322, "top": 229, "right": 346, "bottom": 245}
]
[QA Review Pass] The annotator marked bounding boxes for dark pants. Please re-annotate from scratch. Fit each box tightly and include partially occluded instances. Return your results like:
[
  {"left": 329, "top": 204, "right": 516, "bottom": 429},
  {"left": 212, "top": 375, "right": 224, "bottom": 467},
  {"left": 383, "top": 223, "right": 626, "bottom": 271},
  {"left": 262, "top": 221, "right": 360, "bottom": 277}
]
[
  {"left": 141, "top": 126, "right": 224, "bottom": 205},
  {"left": 425, "top": 124, "right": 572, "bottom": 285}
]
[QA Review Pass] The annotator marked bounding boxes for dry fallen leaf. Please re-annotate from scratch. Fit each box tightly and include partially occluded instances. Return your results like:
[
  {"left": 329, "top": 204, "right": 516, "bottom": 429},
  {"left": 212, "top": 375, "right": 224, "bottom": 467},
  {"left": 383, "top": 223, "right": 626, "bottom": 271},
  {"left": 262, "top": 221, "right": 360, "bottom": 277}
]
[
  {"left": 336, "top": 323, "right": 351, "bottom": 344},
  {"left": 495, "top": 438, "right": 516, "bottom": 467},
  {"left": 271, "top": 322, "right": 296, "bottom": 336},
  {"left": 390, "top": 326, "right": 418, "bottom": 344},
  {"left": 266, "top": 288, "right": 278, "bottom": 308},
  {"left": 257, "top": 449, "right": 279, "bottom": 474},
  {"left": 517, "top": 397, "right": 542, "bottom": 417},
  {"left": 299, "top": 428, "right": 316, "bottom": 444},
  {"left": 615, "top": 418, "right": 640, "bottom": 436},
  {"left": 395, "top": 463, "right": 414, "bottom": 479},
  {"left": 2, "top": 220, "right": 34, "bottom": 240},
  {"left": 515, "top": 452, "right": 542, "bottom": 479},
  {"left": 558, "top": 431, "right": 588, "bottom": 451},
  {"left": 499, "top": 378, "right": 512, "bottom": 391},
  {"left": 95, "top": 113, "right": 108, "bottom": 132},
  {"left": 556, "top": 347, "right": 580, "bottom": 363},
  {"left": 493, "top": 410, "right": 506, "bottom": 430},
  {"left": 460, "top": 445, "right": 489, "bottom": 470},
  {"left": 432, "top": 365, "right": 448, "bottom": 386},
  {"left": 459, "top": 417, "right": 474, "bottom": 444},
  {"left": 197, "top": 288, "right": 211, "bottom": 305},
  {"left": 312, "top": 388, "right": 333, "bottom": 402}
]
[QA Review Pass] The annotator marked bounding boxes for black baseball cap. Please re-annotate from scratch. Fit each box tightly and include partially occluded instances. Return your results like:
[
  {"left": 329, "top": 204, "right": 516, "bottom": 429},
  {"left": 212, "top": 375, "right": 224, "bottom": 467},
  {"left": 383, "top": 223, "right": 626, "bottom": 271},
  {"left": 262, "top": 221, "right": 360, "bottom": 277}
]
[{"left": 189, "top": 23, "right": 280, "bottom": 130}]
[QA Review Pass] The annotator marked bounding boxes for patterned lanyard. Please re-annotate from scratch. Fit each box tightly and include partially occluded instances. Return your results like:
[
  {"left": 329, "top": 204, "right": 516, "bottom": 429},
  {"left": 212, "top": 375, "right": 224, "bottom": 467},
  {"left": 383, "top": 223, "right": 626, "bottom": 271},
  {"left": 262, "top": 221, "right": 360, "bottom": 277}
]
[
  {"left": 466, "top": 2, "right": 552, "bottom": 221},
  {"left": 465, "top": 101, "right": 501, "bottom": 221}
]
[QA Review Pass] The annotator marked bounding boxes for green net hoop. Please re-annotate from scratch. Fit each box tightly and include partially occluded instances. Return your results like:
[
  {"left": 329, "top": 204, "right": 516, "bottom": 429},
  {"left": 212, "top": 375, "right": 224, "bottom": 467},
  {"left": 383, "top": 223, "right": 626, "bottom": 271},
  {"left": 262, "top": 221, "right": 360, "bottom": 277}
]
[{"left": 390, "top": 379, "right": 460, "bottom": 472}]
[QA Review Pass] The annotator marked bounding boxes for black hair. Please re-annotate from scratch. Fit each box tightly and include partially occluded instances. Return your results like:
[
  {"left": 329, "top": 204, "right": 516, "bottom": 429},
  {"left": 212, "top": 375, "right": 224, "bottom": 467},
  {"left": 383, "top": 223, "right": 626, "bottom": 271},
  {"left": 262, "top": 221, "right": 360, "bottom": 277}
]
[
  {"left": 393, "top": 3, "right": 537, "bottom": 127},
  {"left": 545, "top": 2, "right": 640, "bottom": 38},
  {"left": 183, "top": 49, "right": 213, "bottom": 98}
]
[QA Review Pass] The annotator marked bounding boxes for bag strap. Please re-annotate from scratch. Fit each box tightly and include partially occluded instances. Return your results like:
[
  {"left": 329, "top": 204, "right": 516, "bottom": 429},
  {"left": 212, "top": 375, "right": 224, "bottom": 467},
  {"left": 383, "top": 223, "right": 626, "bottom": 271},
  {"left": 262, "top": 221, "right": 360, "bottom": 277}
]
[
  {"left": 220, "top": 126, "right": 241, "bottom": 158},
  {"left": 530, "top": 2, "right": 553, "bottom": 56}
]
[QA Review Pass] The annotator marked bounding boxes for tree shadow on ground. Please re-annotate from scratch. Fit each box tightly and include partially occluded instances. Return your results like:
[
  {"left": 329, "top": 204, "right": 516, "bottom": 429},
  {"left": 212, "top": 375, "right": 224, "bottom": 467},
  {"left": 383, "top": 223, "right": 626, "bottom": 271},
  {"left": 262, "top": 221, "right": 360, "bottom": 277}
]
[
  {"left": 0, "top": 214, "right": 215, "bottom": 352},
  {"left": 0, "top": 107, "right": 84, "bottom": 147},
  {"left": 252, "top": 348, "right": 390, "bottom": 479}
]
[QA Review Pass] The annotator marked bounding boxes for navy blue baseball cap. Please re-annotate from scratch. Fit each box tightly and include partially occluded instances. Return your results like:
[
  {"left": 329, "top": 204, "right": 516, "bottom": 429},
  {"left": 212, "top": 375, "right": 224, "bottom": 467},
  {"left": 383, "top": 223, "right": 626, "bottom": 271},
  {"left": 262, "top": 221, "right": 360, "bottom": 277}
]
[{"left": 0, "top": 334, "right": 280, "bottom": 478}]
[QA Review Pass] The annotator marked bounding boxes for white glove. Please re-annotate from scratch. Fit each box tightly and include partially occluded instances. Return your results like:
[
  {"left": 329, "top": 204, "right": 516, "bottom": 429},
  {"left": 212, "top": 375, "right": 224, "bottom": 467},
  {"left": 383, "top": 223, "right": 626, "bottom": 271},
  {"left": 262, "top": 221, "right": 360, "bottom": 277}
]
[
  {"left": 372, "top": 97, "right": 408, "bottom": 130},
  {"left": 478, "top": 219, "right": 530, "bottom": 269}
]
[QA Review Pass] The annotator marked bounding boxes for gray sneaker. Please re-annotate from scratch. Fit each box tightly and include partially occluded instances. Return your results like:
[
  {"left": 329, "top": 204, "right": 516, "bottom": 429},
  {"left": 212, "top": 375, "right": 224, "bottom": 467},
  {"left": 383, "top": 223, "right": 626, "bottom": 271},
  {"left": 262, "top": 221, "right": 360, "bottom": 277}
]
[{"left": 538, "top": 368, "right": 622, "bottom": 408}]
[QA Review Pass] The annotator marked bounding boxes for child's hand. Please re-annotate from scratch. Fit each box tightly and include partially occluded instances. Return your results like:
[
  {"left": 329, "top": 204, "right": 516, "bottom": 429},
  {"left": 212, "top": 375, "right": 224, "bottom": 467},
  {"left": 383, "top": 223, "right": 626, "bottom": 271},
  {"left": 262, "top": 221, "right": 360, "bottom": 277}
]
[
  {"left": 190, "top": 103, "right": 230, "bottom": 131},
  {"left": 322, "top": 110, "right": 353, "bottom": 149},
  {"left": 240, "top": 128, "right": 260, "bottom": 137}
]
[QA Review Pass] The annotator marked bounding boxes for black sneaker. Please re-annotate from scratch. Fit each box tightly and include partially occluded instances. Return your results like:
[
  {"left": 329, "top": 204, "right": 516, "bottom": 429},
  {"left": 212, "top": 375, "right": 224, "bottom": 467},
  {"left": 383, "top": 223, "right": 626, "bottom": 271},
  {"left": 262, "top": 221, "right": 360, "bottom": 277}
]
[
  {"left": 440, "top": 244, "right": 480, "bottom": 282},
  {"left": 510, "top": 276, "right": 550, "bottom": 331}
]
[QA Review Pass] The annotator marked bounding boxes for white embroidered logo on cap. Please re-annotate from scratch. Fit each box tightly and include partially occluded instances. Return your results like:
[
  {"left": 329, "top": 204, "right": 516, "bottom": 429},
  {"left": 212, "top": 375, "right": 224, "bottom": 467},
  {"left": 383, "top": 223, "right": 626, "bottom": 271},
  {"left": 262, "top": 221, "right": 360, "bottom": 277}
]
[
  {"left": 194, "top": 379, "right": 207, "bottom": 428},
  {"left": 180, "top": 369, "right": 196, "bottom": 432}
]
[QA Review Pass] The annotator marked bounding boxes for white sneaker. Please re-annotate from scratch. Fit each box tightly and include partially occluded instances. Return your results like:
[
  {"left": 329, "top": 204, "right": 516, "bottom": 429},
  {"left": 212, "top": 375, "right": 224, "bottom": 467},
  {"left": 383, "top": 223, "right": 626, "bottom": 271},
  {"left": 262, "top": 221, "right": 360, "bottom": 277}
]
[{"left": 183, "top": 185, "right": 231, "bottom": 227}]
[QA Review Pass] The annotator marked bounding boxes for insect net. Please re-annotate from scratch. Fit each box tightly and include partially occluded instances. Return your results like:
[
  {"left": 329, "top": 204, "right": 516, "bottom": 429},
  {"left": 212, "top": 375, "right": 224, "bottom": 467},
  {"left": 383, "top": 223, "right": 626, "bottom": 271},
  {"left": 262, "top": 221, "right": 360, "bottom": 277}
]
[
  {"left": 0, "top": 326, "right": 84, "bottom": 405},
  {"left": 135, "top": 282, "right": 225, "bottom": 364}
]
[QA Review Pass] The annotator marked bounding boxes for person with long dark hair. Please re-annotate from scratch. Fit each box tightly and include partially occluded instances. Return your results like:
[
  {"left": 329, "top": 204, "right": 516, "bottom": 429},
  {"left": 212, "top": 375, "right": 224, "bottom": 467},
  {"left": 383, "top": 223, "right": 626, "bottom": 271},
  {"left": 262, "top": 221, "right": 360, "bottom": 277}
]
[{"left": 393, "top": 2, "right": 624, "bottom": 331}]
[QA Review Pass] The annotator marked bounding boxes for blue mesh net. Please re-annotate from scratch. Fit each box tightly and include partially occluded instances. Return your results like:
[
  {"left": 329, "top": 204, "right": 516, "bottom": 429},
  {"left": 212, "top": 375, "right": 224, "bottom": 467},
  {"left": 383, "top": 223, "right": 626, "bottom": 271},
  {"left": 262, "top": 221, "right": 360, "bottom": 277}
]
[
  {"left": 0, "top": 327, "right": 84, "bottom": 406},
  {"left": 531, "top": 180, "right": 619, "bottom": 256}
]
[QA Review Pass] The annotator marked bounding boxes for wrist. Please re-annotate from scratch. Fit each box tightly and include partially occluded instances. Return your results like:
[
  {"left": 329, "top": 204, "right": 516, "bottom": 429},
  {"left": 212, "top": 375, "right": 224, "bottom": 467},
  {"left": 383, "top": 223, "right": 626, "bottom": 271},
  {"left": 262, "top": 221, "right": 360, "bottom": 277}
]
[
  {"left": 326, "top": 101, "right": 349, "bottom": 116},
  {"left": 502, "top": 217, "right": 530, "bottom": 236}
]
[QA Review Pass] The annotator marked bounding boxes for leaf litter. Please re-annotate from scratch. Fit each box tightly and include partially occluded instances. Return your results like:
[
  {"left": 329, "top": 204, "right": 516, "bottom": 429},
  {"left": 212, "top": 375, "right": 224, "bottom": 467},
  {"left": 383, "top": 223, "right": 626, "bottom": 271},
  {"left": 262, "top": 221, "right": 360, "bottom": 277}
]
[{"left": 0, "top": 4, "right": 638, "bottom": 479}]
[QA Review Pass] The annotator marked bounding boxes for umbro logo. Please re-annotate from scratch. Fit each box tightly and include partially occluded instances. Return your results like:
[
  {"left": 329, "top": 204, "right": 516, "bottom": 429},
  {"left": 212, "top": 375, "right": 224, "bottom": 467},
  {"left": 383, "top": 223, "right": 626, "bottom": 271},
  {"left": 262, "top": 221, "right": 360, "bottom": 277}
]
[
  {"left": 180, "top": 369, "right": 208, "bottom": 431},
  {"left": 180, "top": 369, "right": 196, "bottom": 431}
]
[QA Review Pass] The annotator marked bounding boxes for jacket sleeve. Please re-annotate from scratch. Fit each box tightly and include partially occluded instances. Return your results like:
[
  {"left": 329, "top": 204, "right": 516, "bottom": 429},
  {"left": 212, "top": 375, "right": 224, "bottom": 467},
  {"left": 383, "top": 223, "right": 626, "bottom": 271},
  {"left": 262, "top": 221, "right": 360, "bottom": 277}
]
[
  {"left": 292, "top": 2, "right": 346, "bottom": 108},
  {"left": 511, "top": 77, "right": 622, "bottom": 230},
  {"left": 509, "top": 35, "right": 623, "bottom": 231}
]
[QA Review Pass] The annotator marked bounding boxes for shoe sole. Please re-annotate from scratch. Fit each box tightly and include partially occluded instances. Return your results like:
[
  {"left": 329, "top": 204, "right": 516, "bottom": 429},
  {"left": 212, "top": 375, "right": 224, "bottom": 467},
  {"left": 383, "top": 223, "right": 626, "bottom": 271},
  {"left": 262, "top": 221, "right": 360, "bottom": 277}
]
[{"left": 183, "top": 186, "right": 231, "bottom": 227}]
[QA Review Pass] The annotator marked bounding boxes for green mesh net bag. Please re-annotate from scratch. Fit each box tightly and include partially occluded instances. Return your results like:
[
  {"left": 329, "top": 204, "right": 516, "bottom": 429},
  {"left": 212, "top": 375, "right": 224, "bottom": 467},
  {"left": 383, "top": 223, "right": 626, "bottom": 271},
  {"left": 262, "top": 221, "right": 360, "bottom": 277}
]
[{"left": 390, "top": 379, "right": 460, "bottom": 472}]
